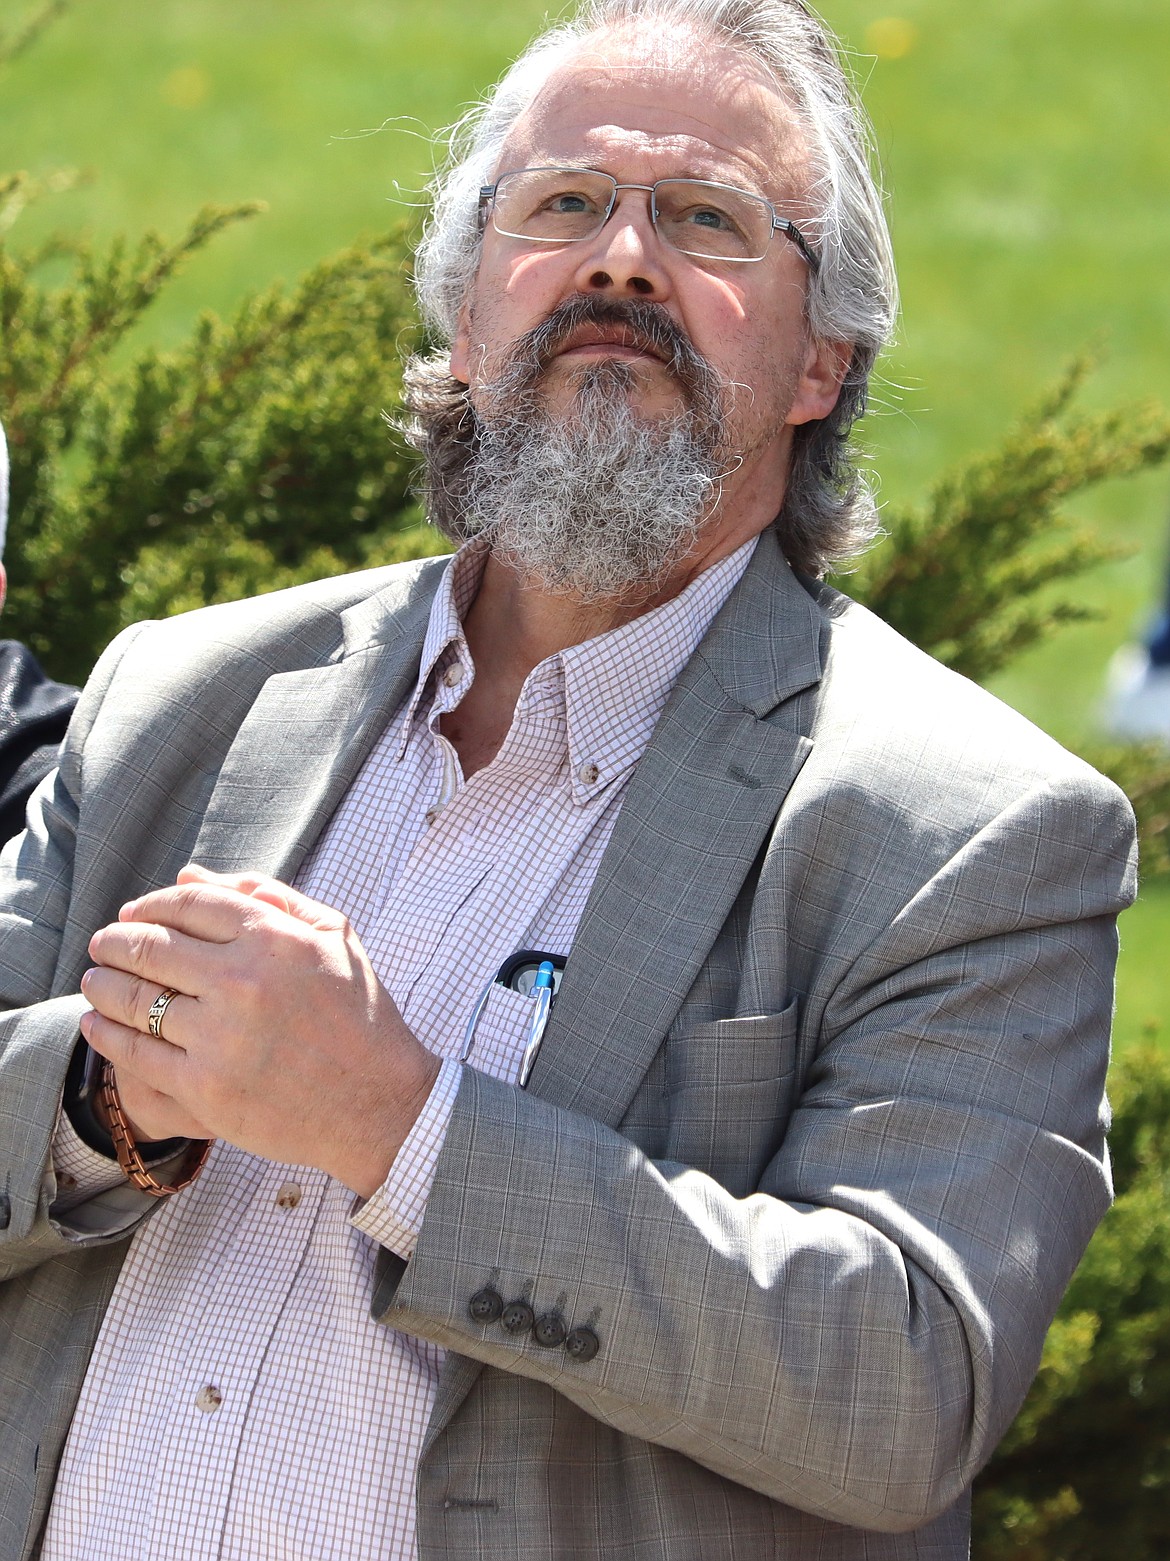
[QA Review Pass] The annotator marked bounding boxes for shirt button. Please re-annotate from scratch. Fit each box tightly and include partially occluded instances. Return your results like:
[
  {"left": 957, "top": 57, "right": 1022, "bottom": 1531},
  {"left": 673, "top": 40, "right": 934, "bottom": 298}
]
[
  {"left": 195, "top": 1385, "right": 223, "bottom": 1413},
  {"left": 442, "top": 664, "right": 462, "bottom": 687},
  {"left": 577, "top": 761, "right": 600, "bottom": 786},
  {"left": 425, "top": 807, "right": 439, "bottom": 826},
  {"left": 275, "top": 1182, "right": 302, "bottom": 1210}
]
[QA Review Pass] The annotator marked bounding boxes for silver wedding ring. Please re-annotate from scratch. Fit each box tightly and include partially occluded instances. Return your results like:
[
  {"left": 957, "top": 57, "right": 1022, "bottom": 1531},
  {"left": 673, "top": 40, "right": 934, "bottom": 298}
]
[{"left": 147, "top": 987, "right": 180, "bottom": 1039}]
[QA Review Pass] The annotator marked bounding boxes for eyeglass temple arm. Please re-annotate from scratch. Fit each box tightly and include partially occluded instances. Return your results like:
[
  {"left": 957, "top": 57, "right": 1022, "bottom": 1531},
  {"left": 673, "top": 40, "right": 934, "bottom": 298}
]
[{"left": 774, "top": 217, "right": 820, "bottom": 274}]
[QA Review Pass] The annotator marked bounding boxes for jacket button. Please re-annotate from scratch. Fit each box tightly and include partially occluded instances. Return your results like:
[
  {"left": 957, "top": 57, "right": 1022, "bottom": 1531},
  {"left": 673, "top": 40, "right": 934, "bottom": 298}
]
[
  {"left": 468, "top": 1287, "right": 504, "bottom": 1324},
  {"left": 533, "top": 1311, "right": 567, "bottom": 1348},
  {"left": 500, "top": 1300, "right": 535, "bottom": 1335},
  {"left": 565, "top": 1325, "right": 600, "bottom": 1362}
]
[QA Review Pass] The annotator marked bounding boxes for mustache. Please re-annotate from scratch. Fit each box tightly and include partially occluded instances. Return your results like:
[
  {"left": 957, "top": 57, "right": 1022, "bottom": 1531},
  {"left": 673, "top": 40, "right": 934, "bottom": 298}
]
[
  {"left": 474, "top": 294, "right": 730, "bottom": 462},
  {"left": 521, "top": 296, "right": 705, "bottom": 385}
]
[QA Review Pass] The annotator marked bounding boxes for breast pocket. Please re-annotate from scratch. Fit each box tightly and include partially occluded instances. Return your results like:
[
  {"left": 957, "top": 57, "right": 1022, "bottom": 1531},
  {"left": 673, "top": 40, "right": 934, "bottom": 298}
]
[{"left": 661, "top": 1000, "right": 800, "bottom": 1197}]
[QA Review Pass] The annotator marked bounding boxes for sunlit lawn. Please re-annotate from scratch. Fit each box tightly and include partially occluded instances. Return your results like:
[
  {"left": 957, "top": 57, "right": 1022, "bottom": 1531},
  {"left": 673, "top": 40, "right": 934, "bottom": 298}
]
[{"left": 4, "top": 0, "right": 1168, "bottom": 1047}]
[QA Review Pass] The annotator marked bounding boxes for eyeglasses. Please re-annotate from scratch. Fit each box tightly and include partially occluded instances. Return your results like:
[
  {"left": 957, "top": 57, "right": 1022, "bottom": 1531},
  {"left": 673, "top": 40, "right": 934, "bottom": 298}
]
[{"left": 478, "top": 166, "right": 821, "bottom": 272}]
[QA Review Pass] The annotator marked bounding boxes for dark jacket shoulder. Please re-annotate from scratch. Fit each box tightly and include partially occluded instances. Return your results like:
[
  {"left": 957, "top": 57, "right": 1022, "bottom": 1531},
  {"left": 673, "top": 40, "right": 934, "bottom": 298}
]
[{"left": 0, "top": 641, "right": 79, "bottom": 845}]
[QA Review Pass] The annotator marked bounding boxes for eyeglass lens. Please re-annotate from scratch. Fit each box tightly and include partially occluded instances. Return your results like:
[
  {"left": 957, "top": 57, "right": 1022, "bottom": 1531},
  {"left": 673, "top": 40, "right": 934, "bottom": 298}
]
[{"left": 490, "top": 168, "right": 777, "bottom": 262}]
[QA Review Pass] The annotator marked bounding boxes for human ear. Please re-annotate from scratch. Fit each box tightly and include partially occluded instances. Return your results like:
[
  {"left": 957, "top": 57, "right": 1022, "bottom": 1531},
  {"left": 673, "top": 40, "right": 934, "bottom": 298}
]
[
  {"left": 785, "top": 337, "right": 852, "bottom": 427},
  {"left": 449, "top": 301, "right": 473, "bottom": 385}
]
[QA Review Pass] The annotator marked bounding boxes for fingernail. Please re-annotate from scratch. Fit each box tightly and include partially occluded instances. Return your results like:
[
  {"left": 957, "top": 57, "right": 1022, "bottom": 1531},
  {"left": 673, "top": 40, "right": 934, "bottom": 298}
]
[
  {"left": 80, "top": 967, "right": 93, "bottom": 993},
  {"left": 79, "top": 1009, "right": 92, "bottom": 1038},
  {"left": 119, "top": 899, "right": 139, "bottom": 918}
]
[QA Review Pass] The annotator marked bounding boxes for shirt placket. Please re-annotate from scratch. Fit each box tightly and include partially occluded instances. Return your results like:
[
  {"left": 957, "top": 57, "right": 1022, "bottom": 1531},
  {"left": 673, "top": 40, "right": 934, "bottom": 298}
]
[
  {"left": 128, "top": 1154, "right": 328, "bottom": 1560},
  {"left": 379, "top": 676, "right": 608, "bottom": 1059},
  {"left": 156, "top": 1155, "right": 330, "bottom": 1554}
]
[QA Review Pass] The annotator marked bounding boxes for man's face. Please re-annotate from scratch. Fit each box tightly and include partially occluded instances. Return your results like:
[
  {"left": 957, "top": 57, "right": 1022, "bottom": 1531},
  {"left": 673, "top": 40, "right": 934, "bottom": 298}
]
[{"left": 451, "top": 28, "right": 848, "bottom": 538}]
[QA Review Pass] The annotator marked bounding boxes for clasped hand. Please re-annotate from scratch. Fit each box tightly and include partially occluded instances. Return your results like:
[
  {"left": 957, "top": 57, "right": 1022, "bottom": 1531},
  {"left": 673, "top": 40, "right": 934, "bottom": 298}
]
[{"left": 78, "top": 865, "right": 441, "bottom": 1198}]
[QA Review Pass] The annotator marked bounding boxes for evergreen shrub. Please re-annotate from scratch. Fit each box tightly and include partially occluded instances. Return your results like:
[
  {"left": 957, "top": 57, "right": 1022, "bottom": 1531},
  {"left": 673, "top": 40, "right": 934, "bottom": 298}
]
[
  {"left": 970, "top": 1040, "right": 1170, "bottom": 1559},
  {"left": 0, "top": 205, "right": 436, "bottom": 684}
]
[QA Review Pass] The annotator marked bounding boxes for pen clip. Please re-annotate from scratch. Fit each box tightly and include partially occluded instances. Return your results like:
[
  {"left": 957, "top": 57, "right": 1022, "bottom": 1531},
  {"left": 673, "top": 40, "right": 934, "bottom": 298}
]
[
  {"left": 459, "top": 974, "right": 496, "bottom": 1064},
  {"left": 518, "top": 961, "right": 555, "bottom": 1088}
]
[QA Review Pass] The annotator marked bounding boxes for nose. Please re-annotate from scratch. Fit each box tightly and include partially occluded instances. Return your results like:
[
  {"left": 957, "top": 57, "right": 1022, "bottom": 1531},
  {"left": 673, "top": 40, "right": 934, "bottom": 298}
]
[{"left": 570, "top": 187, "right": 672, "bottom": 301}]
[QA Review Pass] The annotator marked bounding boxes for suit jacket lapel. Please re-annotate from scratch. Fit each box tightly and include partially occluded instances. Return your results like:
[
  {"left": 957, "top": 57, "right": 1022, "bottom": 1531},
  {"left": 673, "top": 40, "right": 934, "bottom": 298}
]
[
  {"left": 524, "top": 528, "right": 824, "bottom": 1126},
  {"left": 190, "top": 561, "right": 445, "bottom": 880}
]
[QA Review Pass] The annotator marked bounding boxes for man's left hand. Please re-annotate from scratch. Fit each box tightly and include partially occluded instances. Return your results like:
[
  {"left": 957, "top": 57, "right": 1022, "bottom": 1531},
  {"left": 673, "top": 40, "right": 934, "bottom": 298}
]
[{"left": 78, "top": 864, "right": 441, "bottom": 1198}]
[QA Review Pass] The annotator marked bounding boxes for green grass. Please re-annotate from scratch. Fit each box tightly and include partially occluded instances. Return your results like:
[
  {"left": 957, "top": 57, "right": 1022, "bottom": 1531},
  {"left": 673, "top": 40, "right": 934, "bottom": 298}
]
[
  {"left": 2, "top": 0, "right": 554, "bottom": 330},
  {"left": 4, "top": 0, "right": 1169, "bottom": 1042}
]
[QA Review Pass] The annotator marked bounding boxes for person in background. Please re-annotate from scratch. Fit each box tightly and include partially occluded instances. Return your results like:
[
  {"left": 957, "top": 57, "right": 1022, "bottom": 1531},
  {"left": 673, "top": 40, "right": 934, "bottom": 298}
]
[
  {"left": 0, "top": 418, "right": 79, "bottom": 844},
  {"left": 1103, "top": 513, "right": 1170, "bottom": 743}
]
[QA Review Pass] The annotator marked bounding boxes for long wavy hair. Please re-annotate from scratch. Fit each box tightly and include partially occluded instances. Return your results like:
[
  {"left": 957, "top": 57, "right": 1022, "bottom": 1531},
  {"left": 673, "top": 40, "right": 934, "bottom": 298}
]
[{"left": 404, "top": 0, "right": 899, "bottom": 577}]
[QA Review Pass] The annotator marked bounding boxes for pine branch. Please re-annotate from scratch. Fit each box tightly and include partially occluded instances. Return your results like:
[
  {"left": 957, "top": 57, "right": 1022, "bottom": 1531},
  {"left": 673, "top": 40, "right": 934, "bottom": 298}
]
[
  {"left": 847, "top": 360, "right": 1170, "bottom": 682},
  {"left": 0, "top": 166, "right": 84, "bottom": 237},
  {"left": 0, "top": 0, "right": 68, "bottom": 67},
  {"left": 34, "top": 202, "right": 263, "bottom": 416}
]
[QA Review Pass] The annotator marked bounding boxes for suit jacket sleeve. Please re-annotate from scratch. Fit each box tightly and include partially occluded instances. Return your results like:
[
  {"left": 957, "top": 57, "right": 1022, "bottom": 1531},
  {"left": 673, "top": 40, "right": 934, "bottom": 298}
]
[{"left": 378, "top": 765, "right": 1135, "bottom": 1534}]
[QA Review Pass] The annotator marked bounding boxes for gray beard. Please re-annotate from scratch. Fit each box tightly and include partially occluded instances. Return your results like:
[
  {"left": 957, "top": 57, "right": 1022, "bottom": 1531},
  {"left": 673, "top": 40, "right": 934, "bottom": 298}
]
[{"left": 464, "top": 357, "right": 728, "bottom": 602}]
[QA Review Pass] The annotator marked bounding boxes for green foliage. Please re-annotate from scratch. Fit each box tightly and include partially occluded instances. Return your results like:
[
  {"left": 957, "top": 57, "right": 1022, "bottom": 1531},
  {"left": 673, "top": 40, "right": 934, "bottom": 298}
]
[
  {"left": 848, "top": 359, "right": 1170, "bottom": 685},
  {"left": 842, "top": 362, "right": 1170, "bottom": 890},
  {"left": 972, "top": 1041, "right": 1170, "bottom": 1559},
  {"left": 1, "top": 213, "right": 436, "bottom": 683}
]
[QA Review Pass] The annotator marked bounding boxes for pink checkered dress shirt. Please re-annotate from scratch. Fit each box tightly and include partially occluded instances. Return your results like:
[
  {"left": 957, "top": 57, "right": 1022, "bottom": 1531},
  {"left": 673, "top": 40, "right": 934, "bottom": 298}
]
[{"left": 43, "top": 537, "right": 755, "bottom": 1561}]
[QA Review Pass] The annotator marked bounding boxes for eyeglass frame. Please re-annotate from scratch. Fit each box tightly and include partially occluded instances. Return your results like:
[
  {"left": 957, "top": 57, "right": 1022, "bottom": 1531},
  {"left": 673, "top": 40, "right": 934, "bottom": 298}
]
[{"left": 477, "top": 165, "right": 821, "bottom": 274}]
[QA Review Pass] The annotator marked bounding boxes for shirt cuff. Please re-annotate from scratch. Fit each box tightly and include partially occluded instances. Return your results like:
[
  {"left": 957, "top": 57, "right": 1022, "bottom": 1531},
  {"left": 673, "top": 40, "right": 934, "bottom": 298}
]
[
  {"left": 350, "top": 1056, "right": 462, "bottom": 1261},
  {"left": 51, "top": 1104, "right": 127, "bottom": 1211}
]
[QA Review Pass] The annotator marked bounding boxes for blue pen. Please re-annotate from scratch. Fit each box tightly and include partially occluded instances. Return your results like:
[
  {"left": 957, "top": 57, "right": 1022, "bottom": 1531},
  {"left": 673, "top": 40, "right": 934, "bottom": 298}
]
[{"left": 518, "top": 961, "right": 555, "bottom": 1088}]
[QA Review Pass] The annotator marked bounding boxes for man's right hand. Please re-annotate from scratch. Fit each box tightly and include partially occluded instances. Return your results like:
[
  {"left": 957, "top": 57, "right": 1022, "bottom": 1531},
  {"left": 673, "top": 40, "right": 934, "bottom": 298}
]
[{"left": 86, "top": 867, "right": 294, "bottom": 1146}]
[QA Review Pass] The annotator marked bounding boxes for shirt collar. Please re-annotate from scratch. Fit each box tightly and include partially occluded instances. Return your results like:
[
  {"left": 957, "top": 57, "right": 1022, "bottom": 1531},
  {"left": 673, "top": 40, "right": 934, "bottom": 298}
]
[
  {"left": 394, "top": 541, "right": 485, "bottom": 757},
  {"left": 396, "top": 534, "right": 758, "bottom": 795}
]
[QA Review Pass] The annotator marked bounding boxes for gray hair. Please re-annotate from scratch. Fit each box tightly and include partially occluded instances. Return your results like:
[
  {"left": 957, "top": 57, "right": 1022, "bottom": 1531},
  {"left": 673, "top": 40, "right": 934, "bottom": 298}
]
[{"left": 407, "top": 0, "right": 898, "bottom": 577}]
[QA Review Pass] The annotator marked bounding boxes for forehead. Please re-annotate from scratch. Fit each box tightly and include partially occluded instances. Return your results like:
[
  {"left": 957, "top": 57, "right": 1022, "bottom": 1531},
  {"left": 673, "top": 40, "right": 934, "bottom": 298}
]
[{"left": 499, "top": 26, "right": 812, "bottom": 201}]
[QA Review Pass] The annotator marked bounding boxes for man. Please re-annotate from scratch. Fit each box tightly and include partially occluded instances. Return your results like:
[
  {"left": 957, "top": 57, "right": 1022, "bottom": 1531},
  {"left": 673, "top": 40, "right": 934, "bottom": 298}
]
[
  {"left": 0, "top": 1, "right": 1136, "bottom": 1557},
  {"left": 0, "top": 420, "right": 79, "bottom": 845}
]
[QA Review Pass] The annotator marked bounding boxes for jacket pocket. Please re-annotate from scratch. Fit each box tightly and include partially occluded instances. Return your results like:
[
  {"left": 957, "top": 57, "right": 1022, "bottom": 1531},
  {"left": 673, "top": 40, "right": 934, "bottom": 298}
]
[{"left": 661, "top": 1000, "right": 799, "bottom": 1197}]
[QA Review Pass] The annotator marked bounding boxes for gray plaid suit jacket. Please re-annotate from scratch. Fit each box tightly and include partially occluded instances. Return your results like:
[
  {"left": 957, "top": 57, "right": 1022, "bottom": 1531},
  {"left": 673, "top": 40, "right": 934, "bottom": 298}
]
[{"left": 0, "top": 529, "right": 1137, "bottom": 1559}]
